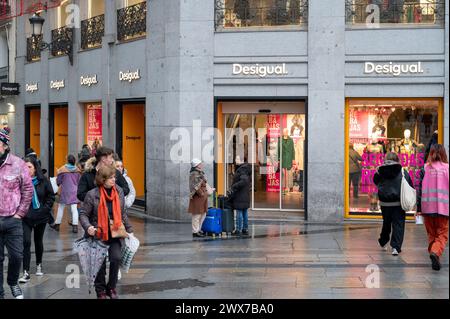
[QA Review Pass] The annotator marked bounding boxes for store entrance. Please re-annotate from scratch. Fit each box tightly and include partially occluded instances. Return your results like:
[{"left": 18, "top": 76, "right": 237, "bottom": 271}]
[
  {"left": 49, "top": 105, "right": 68, "bottom": 177},
  {"left": 116, "top": 100, "right": 146, "bottom": 207},
  {"left": 25, "top": 105, "right": 41, "bottom": 157},
  {"left": 220, "top": 101, "right": 306, "bottom": 213}
]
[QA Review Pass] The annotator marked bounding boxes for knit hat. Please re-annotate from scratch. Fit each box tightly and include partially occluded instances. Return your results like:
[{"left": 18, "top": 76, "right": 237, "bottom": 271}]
[
  {"left": 191, "top": 158, "right": 202, "bottom": 168},
  {"left": 0, "top": 127, "right": 11, "bottom": 146}
]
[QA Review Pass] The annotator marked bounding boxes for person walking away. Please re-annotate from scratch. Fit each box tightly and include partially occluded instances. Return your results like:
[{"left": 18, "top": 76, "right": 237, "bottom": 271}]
[
  {"left": 374, "top": 152, "right": 414, "bottom": 256},
  {"left": 228, "top": 160, "right": 252, "bottom": 236},
  {"left": 77, "top": 144, "right": 92, "bottom": 173},
  {"left": 77, "top": 146, "right": 130, "bottom": 203},
  {"left": 188, "top": 159, "right": 208, "bottom": 238},
  {"left": 51, "top": 155, "right": 81, "bottom": 233},
  {"left": 417, "top": 144, "right": 449, "bottom": 271},
  {"left": 19, "top": 157, "right": 55, "bottom": 283},
  {"left": 79, "top": 165, "right": 134, "bottom": 299},
  {"left": 114, "top": 158, "right": 136, "bottom": 210},
  {"left": 0, "top": 127, "right": 33, "bottom": 299},
  {"left": 349, "top": 143, "right": 363, "bottom": 198}
]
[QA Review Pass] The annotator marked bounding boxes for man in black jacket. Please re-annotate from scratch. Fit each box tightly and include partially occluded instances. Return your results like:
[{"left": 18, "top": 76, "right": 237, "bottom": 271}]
[{"left": 77, "top": 147, "right": 130, "bottom": 202}]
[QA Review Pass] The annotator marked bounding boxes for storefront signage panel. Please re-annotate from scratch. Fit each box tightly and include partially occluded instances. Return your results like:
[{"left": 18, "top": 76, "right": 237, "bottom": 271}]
[
  {"left": 26, "top": 83, "right": 38, "bottom": 93},
  {"left": 80, "top": 75, "right": 98, "bottom": 87},
  {"left": 232, "top": 63, "right": 289, "bottom": 77},
  {"left": 364, "top": 62, "right": 424, "bottom": 76},
  {"left": 50, "top": 80, "right": 65, "bottom": 90}
]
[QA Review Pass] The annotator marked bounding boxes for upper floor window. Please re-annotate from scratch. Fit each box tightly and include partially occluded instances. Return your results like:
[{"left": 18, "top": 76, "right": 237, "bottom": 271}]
[
  {"left": 81, "top": 0, "right": 105, "bottom": 50},
  {"left": 117, "top": 0, "right": 147, "bottom": 41},
  {"left": 56, "top": 0, "right": 70, "bottom": 28},
  {"left": 346, "top": 0, "right": 445, "bottom": 27},
  {"left": 215, "top": 0, "right": 309, "bottom": 30}
]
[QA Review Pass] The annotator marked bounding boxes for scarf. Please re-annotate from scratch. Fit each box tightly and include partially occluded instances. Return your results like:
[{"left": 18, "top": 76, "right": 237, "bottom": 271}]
[
  {"left": 65, "top": 163, "right": 77, "bottom": 171},
  {"left": 32, "top": 177, "right": 41, "bottom": 210},
  {"left": 97, "top": 186, "right": 122, "bottom": 242},
  {"left": 189, "top": 168, "right": 206, "bottom": 199}
]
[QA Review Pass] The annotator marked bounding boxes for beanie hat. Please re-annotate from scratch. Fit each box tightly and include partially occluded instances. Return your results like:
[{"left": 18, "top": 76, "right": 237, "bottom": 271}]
[
  {"left": 191, "top": 158, "right": 202, "bottom": 168},
  {"left": 0, "top": 127, "right": 11, "bottom": 146}
]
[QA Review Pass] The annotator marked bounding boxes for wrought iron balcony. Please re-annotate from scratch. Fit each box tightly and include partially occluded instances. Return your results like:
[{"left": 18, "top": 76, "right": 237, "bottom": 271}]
[
  {"left": 117, "top": 1, "right": 147, "bottom": 41},
  {"left": 81, "top": 14, "right": 105, "bottom": 50},
  {"left": 51, "top": 26, "right": 74, "bottom": 58},
  {"left": 345, "top": 0, "right": 445, "bottom": 26},
  {"left": 26, "top": 35, "right": 42, "bottom": 62},
  {"left": 215, "top": 0, "right": 308, "bottom": 29}
]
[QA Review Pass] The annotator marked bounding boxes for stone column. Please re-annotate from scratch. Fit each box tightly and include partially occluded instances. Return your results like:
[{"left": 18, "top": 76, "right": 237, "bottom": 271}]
[{"left": 307, "top": 0, "right": 346, "bottom": 222}]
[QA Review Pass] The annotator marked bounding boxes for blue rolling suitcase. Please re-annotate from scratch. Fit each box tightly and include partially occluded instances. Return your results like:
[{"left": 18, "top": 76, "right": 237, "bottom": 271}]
[{"left": 202, "top": 208, "right": 222, "bottom": 236}]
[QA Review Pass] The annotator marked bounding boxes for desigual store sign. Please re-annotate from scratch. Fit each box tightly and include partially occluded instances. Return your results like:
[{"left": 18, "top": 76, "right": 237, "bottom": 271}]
[
  {"left": 80, "top": 75, "right": 98, "bottom": 87},
  {"left": 119, "top": 69, "right": 141, "bottom": 83},
  {"left": 26, "top": 83, "right": 39, "bottom": 93},
  {"left": 232, "top": 63, "right": 289, "bottom": 77},
  {"left": 50, "top": 80, "right": 65, "bottom": 90},
  {"left": 364, "top": 62, "right": 424, "bottom": 76}
]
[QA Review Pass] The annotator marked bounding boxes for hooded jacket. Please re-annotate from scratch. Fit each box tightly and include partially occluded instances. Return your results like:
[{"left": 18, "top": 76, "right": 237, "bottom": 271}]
[
  {"left": 56, "top": 164, "right": 81, "bottom": 205},
  {"left": 373, "top": 160, "right": 413, "bottom": 206},
  {"left": 77, "top": 158, "right": 130, "bottom": 202},
  {"left": 229, "top": 163, "right": 252, "bottom": 210}
]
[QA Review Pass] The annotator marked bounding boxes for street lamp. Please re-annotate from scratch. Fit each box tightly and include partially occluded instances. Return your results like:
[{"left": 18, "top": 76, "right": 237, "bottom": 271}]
[{"left": 29, "top": 12, "right": 73, "bottom": 65}]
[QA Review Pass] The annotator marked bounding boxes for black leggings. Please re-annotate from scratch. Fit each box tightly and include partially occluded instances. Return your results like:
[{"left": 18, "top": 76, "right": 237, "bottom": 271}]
[{"left": 22, "top": 222, "right": 46, "bottom": 272}]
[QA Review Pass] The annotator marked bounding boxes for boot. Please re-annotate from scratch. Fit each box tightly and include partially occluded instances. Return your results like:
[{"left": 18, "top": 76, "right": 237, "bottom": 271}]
[
  {"left": 72, "top": 225, "right": 78, "bottom": 233},
  {"left": 49, "top": 224, "right": 60, "bottom": 232}
]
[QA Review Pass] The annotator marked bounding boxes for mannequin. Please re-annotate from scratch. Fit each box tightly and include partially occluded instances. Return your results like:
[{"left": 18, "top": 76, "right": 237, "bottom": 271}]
[
  {"left": 365, "top": 135, "right": 385, "bottom": 212},
  {"left": 398, "top": 129, "right": 418, "bottom": 157},
  {"left": 279, "top": 128, "right": 295, "bottom": 194}
]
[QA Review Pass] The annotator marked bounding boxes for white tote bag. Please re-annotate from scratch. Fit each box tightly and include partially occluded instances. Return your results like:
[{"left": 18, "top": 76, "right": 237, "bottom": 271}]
[
  {"left": 400, "top": 169, "right": 416, "bottom": 212},
  {"left": 49, "top": 177, "right": 59, "bottom": 195}
]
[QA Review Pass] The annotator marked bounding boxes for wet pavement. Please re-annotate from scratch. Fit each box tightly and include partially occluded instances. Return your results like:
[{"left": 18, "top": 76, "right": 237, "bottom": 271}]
[{"left": 2, "top": 211, "right": 448, "bottom": 299}]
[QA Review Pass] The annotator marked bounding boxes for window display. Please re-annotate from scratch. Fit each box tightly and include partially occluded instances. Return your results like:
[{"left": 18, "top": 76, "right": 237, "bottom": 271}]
[{"left": 347, "top": 98, "right": 441, "bottom": 216}]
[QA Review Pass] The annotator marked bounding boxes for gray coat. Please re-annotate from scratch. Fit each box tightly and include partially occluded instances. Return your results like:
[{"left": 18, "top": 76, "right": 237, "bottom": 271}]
[
  {"left": 79, "top": 185, "right": 133, "bottom": 239},
  {"left": 349, "top": 149, "right": 363, "bottom": 174}
]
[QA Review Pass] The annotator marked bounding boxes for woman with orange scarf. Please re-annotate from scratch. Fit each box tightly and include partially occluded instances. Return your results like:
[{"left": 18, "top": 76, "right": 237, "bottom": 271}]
[{"left": 79, "top": 165, "right": 133, "bottom": 299}]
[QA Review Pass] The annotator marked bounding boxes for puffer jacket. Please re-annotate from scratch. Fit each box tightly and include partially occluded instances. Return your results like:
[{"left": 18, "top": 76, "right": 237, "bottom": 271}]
[
  {"left": 229, "top": 163, "right": 252, "bottom": 210},
  {"left": 77, "top": 157, "right": 130, "bottom": 202},
  {"left": 373, "top": 160, "right": 413, "bottom": 206},
  {"left": 23, "top": 177, "right": 55, "bottom": 226}
]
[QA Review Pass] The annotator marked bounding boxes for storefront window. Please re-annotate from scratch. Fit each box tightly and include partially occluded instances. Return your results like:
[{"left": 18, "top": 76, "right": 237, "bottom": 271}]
[
  {"left": 345, "top": 0, "right": 445, "bottom": 26},
  {"left": 347, "top": 98, "right": 441, "bottom": 217},
  {"left": 215, "top": 0, "right": 308, "bottom": 29}
]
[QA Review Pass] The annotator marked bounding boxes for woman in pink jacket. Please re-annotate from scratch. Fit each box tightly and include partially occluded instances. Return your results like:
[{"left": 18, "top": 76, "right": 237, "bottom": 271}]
[{"left": 417, "top": 144, "right": 449, "bottom": 271}]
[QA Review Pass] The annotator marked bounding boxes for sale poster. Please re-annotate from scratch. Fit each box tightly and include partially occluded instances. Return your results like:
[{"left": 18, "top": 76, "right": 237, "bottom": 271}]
[
  {"left": 266, "top": 114, "right": 280, "bottom": 192},
  {"left": 86, "top": 104, "right": 102, "bottom": 148}
]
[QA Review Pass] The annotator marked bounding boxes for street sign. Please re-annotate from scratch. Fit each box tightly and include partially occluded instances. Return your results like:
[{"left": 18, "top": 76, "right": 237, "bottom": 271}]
[{"left": 1, "top": 82, "right": 20, "bottom": 95}]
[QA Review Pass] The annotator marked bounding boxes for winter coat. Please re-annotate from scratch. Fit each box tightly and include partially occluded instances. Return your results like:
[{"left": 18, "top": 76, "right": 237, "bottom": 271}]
[
  {"left": 417, "top": 162, "right": 449, "bottom": 217},
  {"left": 123, "top": 171, "right": 136, "bottom": 209},
  {"left": 229, "top": 163, "right": 252, "bottom": 210},
  {"left": 23, "top": 177, "right": 55, "bottom": 226},
  {"left": 79, "top": 185, "right": 133, "bottom": 239},
  {"left": 77, "top": 158, "right": 130, "bottom": 202},
  {"left": 373, "top": 160, "right": 413, "bottom": 207},
  {"left": 56, "top": 165, "right": 81, "bottom": 205},
  {"left": 0, "top": 153, "right": 33, "bottom": 218},
  {"left": 188, "top": 168, "right": 208, "bottom": 214},
  {"left": 349, "top": 149, "right": 363, "bottom": 174}
]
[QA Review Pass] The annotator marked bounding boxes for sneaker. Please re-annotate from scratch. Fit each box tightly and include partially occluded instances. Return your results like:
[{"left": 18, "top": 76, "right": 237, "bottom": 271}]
[
  {"left": 107, "top": 288, "right": 119, "bottom": 299},
  {"left": 49, "top": 224, "right": 60, "bottom": 232},
  {"left": 391, "top": 248, "right": 399, "bottom": 256},
  {"left": 18, "top": 271, "right": 31, "bottom": 283},
  {"left": 430, "top": 253, "right": 441, "bottom": 271},
  {"left": 97, "top": 291, "right": 108, "bottom": 299},
  {"left": 36, "top": 264, "right": 44, "bottom": 276},
  {"left": 10, "top": 285, "right": 24, "bottom": 299},
  {"left": 72, "top": 225, "right": 78, "bottom": 234},
  {"left": 192, "top": 232, "right": 205, "bottom": 238},
  {"left": 231, "top": 230, "right": 241, "bottom": 236},
  {"left": 242, "top": 229, "right": 249, "bottom": 236}
]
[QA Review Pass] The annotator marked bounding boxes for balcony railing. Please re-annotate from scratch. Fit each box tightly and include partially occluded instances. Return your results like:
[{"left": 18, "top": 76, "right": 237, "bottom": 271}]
[
  {"left": 51, "top": 26, "right": 74, "bottom": 57},
  {"left": 215, "top": 0, "right": 308, "bottom": 29},
  {"left": 117, "top": 1, "right": 147, "bottom": 41},
  {"left": 345, "top": 0, "right": 445, "bottom": 26},
  {"left": 26, "top": 35, "right": 42, "bottom": 62},
  {"left": 81, "top": 14, "right": 105, "bottom": 50}
]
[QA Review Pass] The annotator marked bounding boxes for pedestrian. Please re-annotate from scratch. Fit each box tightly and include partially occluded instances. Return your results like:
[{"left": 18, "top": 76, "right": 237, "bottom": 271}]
[
  {"left": 0, "top": 127, "right": 33, "bottom": 299},
  {"left": 77, "top": 146, "right": 130, "bottom": 203},
  {"left": 79, "top": 165, "right": 134, "bottom": 299},
  {"left": 417, "top": 144, "right": 449, "bottom": 271},
  {"left": 188, "top": 159, "right": 208, "bottom": 238},
  {"left": 349, "top": 142, "right": 363, "bottom": 198},
  {"left": 50, "top": 154, "right": 81, "bottom": 233},
  {"left": 77, "top": 144, "right": 92, "bottom": 173},
  {"left": 424, "top": 131, "right": 438, "bottom": 164},
  {"left": 19, "top": 157, "right": 55, "bottom": 283},
  {"left": 228, "top": 159, "right": 251, "bottom": 236},
  {"left": 374, "top": 152, "right": 414, "bottom": 256},
  {"left": 114, "top": 158, "right": 136, "bottom": 210}
]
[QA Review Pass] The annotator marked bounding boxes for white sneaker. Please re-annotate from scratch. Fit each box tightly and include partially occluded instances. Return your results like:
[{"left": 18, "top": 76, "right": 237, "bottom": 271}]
[
  {"left": 10, "top": 285, "right": 24, "bottom": 299},
  {"left": 36, "top": 264, "right": 44, "bottom": 276},
  {"left": 18, "top": 271, "right": 31, "bottom": 284},
  {"left": 392, "top": 248, "right": 399, "bottom": 256}
]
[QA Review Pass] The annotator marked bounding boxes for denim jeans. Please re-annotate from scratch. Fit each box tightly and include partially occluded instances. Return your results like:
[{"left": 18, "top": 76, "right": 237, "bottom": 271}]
[
  {"left": 235, "top": 209, "right": 248, "bottom": 232},
  {"left": 0, "top": 216, "right": 24, "bottom": 298}
]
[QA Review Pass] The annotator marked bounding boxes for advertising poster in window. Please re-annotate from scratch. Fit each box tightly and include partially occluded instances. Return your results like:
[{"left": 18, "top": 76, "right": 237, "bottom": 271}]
[
  {"left": 86, "top": 104, "right": 102, "bottom": 150},
  {"left": 265, "top": 114, "right": 280, "bottom": 192}
]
